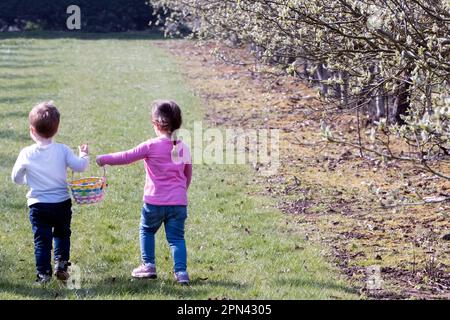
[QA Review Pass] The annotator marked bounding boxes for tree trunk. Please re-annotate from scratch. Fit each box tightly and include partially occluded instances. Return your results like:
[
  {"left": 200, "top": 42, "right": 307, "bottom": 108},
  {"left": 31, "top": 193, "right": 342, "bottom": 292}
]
[
  {"left": 375, "top": 88, "right": 386, "bottom": 119},
  {"left": 316, "top": 64, "right": 329, "bottom": 96},
  {"left": 340, "top": 71, "right": 349, "bottom": 107},
  {"left": 392, "top": 78, "right": 411, "bottom": 125}
]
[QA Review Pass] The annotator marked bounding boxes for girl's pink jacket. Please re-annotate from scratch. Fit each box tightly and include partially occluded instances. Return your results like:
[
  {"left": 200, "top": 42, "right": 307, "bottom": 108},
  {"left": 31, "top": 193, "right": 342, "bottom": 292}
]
[{"left": 97, "top": 136, "right": 192, "bottom": 206}]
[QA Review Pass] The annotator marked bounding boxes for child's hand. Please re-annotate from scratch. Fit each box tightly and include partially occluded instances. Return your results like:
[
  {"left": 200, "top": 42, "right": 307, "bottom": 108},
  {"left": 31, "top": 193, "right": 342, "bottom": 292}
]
[
  {"left": 96, "top": 156, "right": 104, "bottom": 167},
  {"left": 79, "top": 144, "right": 89, "bottom": 155}
]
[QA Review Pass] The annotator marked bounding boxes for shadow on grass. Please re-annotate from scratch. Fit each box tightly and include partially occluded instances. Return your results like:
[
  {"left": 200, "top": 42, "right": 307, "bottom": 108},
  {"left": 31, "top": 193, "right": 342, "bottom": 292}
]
[
  {"left": 85, "top": 276, "right": 235, "bottom": 298},
  {"left": 0, "top": 31, "right": 166, "bottom": 41},
  {"left": 0, "top": 276, "right": 247, "bottom": 300},
  {"left": 0, "top": 279, "right": 71, "bottom": 300},
  {"left": 275, "top": 277, "right": 357, "bottom": 296}
]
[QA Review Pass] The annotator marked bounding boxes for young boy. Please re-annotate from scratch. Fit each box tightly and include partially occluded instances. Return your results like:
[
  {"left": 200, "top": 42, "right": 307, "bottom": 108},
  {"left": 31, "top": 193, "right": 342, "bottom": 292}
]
[{"left": 11, "top": 101, "right": 89, "bottom": 284}]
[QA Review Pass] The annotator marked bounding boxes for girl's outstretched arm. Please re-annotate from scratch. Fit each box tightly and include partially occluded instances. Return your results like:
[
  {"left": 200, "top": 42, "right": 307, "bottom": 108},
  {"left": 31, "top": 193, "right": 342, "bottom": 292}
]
[{"left": 97, "top": 142, "right": 150, "bottom": 166}]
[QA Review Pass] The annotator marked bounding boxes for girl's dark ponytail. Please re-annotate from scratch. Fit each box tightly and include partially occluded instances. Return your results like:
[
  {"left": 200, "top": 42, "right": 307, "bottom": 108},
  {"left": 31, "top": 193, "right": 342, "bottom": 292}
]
[{"left": 171, "top": 130, "right": 179, "bottom": 162}]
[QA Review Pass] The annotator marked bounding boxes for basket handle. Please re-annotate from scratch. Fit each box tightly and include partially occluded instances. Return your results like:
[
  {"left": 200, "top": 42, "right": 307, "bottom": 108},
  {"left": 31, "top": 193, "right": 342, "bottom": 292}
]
[
  {"left": 101, "top": 166, "right": 107, "bottom": 188},
  {"left": 69, "top": 166, "right": 107, "bottom": 184}
]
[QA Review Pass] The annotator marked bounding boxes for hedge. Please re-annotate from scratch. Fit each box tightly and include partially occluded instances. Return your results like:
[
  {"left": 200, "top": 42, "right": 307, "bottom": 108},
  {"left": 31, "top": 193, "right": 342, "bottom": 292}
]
[{"left": 0, "top": 0, "right": 156, "bottom": 32}]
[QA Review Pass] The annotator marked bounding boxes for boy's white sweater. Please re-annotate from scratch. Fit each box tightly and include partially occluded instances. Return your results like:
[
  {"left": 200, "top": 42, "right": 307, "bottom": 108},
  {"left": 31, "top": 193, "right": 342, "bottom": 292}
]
[{"left": 11, "top": 142, "right": 88, "bottom": 206}]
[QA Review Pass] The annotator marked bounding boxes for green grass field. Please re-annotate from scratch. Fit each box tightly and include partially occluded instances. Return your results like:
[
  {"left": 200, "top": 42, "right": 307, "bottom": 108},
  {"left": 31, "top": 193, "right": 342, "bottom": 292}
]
[{"left": 0, "top": 32, "right": 357, "bottom": 299}]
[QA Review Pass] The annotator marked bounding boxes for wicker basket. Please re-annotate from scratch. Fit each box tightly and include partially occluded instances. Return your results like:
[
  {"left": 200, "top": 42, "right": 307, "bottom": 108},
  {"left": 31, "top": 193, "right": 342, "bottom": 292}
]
[{"left": 68, "top": 168, "right": 106, "bottom": 205}]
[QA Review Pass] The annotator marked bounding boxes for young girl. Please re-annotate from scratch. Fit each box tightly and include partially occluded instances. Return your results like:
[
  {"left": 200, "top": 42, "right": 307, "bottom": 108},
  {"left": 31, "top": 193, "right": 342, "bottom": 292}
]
[{"left": 96, "top": 100, "right": 192, "bottom": 284}]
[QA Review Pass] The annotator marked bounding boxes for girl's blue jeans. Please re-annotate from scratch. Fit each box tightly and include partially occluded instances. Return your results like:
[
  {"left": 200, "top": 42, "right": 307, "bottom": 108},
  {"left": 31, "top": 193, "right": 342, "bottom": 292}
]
[{"left": 140, "top": 203, "right": 188, "bottom": 273}]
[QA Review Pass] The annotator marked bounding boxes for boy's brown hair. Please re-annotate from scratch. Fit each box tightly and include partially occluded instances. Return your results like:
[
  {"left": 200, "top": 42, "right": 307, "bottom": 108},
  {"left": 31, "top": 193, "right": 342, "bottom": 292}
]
[{"left": 29, "top": 101, "right": 60, "bottom": 138}]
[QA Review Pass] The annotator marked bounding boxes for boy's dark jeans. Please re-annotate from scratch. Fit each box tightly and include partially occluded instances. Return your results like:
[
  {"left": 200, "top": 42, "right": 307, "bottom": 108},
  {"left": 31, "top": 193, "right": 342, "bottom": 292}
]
[{"left": 29, "top": 199, "right": 72, "bottom": 275}]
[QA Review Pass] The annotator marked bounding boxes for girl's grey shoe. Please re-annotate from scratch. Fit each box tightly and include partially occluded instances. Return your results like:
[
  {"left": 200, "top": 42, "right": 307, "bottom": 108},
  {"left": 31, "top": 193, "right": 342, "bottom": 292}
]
[
  {"left": 131, "top": 263, "right": 157, "bottom": 279},
  {"left": 174, "top": 271, "right": 190, "bottom": 285}
]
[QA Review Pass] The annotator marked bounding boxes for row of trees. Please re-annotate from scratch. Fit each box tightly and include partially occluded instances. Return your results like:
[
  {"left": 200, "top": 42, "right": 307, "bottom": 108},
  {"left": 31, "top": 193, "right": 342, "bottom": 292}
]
[{"left": 151, "top": 0, "right": 449, "bottom": 179}]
